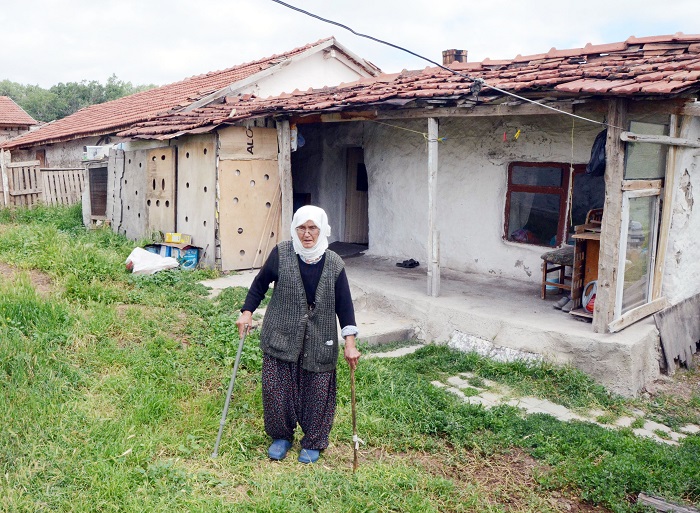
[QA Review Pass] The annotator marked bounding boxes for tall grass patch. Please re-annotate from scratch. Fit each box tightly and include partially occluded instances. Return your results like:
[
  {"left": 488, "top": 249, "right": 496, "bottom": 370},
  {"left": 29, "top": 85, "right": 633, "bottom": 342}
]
[{"left": 1, "top": 204, "right": 700, "bottom": 512}]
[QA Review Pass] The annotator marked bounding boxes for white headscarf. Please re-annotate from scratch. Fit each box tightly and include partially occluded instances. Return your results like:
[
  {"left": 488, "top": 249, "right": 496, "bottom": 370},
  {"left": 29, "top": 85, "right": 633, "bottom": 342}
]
[{"left": 290, "top": 205, "right": 331, "bottom": 263}]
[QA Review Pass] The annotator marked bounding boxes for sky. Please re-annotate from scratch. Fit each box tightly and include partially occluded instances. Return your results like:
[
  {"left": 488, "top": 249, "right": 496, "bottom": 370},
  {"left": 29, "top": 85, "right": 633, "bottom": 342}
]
[{"left": 2, "top": 0, "right": 699, "bottom": 89}]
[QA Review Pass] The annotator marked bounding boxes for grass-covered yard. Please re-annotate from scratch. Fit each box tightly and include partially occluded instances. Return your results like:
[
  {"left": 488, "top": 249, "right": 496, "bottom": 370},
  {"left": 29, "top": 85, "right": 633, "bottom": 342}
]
[{"left": 1, "top": 205, "right": 699, "bottom": 512}]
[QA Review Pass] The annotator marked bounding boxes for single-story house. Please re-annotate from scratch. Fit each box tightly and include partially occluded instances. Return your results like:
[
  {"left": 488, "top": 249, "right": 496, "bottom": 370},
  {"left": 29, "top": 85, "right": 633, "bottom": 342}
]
[
  {"left": 113, "top": 33, "right": 700, "bottom": 395},
  {"left": 0, "top": 38, "right": 381, "bottom": 236}
]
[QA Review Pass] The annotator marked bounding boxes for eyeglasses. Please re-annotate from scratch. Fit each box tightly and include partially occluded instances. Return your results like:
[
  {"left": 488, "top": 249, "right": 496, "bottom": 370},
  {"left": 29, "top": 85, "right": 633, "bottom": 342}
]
[{"left": 296, "top": 225, "right": 320, "bottom": 235}]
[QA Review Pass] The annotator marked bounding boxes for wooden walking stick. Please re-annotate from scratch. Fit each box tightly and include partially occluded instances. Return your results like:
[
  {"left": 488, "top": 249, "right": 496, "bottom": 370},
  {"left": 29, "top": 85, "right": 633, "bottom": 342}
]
[{"left": 351, "top": 366, "right": 363, "bottom": 472}]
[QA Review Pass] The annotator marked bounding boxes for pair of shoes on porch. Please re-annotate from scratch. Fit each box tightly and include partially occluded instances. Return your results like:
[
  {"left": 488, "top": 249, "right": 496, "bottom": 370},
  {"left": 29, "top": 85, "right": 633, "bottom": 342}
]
[
  {"left": 396, "top": 258, "right": 419, "bottom": 268},
  {"left": 298, "top": 448, "right": 320, "bottom": 464},
  {"left": 553, "top": 296, "right": 570, "bottom": 310},
  {"left": 268, "top": 439, "right": 292, "bottom": 460}
]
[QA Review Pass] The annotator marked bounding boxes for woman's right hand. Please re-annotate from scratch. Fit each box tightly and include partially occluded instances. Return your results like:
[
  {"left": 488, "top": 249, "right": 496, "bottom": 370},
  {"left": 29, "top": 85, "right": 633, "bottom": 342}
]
[{"left": 236, "top": 310, "right": 253, "bottom": 337}]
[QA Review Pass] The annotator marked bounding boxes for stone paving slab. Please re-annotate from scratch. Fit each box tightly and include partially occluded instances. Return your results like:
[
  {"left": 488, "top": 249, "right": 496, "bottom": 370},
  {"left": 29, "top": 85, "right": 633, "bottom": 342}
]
[
  {"left": 366, "top": 344, "right": 424, "bottom": 359},
  {"left": 613, "top": 416, "right": 635, "bottom": 428},
  {"left": 424, "top": 369, "right": 700, "bottom": 446}
]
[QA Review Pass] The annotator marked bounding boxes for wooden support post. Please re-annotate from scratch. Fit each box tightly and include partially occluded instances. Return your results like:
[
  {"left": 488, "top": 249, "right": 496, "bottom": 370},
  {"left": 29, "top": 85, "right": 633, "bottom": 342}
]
[
  {"left": 427, "top": 117, "right": 440, "bottom": 297},
  {"left": 652, "top": 114, "right": 690, "bottom": 299},
  {"left": 1, "top": 150, "right": 10, "bottom": 207},
  {"left": 594, "top": 99, "right": 627, "bottom": 333},
  {"left": 107, "top": 149, "right": 125, "bottom": 227},
  {"left": 277, "top": 119, "right": 293, "bottom": 233}
]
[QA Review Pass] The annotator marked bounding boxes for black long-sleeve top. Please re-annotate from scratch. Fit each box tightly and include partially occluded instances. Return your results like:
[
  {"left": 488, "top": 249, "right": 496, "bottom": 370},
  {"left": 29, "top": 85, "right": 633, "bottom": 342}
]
[{"left": 241, "top": 246, "right": 356, "bottom": 329}]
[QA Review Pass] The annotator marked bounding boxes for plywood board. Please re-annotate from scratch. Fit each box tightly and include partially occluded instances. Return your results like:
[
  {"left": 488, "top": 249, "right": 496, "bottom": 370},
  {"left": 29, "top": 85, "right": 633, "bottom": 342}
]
[
  {"left": 146, "top": 146, "right": 176, "bottom": 236},
  {"left": 119, "top": 150, "right": 149, "bottom": 240},
  {"left": 176, "top": 135, "right": 217, "bottom": 265},
  {"left": 654, "top": 293, "right": 700, "bottom": 373},
  {"left": 219, "top": 126, "right": 278, "bottom": 161},
  {"left": 219, "top": 159, "right": 281, "bottom": 270}
]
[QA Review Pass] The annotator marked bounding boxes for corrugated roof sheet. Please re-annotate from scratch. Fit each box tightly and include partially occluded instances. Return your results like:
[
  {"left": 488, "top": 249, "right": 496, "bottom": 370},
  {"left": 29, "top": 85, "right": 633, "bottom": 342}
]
[
  {"left": 119, "top": 33, "right": 700, "bottom": 139},
  {"left": 1, "top": 37, "right": 352, "bottom": 149},
  {"left": 0, "top": 96, "right": 37, "bottom": 126}
]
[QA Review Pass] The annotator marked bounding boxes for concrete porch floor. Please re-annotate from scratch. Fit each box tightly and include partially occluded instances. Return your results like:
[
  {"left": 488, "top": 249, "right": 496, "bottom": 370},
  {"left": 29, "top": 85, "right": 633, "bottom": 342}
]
[
  {"left": 200, "top": 253, "right": 662, "bottom": 397},
  {"left": 343, "top": 254, "right": 661, "bottom": 398}
]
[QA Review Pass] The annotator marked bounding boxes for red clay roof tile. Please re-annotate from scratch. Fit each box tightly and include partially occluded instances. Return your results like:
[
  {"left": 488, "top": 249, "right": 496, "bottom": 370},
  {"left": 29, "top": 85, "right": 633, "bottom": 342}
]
[
  {"left": 119, "top": 33, "right": 700, "bottom": 139},
  {"left": 0, "top": 96, "right": 37, "bottom": 126},
  {"left": 609, "top": 83, "right": 644, "bottom": 94},
  {"left": 640, "top": 80, "right": 689, "bottom": 93},
  {"left": 1, "top": 37, "right": 369, "bottom": 149}
]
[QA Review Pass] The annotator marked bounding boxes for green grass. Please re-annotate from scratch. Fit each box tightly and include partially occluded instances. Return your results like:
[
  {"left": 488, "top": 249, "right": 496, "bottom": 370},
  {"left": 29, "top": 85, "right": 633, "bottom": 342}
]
[{"left": 1, "top": 204, "right": 699, "bottom": 512}]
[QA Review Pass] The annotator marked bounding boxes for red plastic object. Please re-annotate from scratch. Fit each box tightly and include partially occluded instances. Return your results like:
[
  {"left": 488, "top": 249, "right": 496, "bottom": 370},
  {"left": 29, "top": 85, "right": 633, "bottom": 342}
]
[{"left": 586, "top": 295, "right": 596, "bottom": 313}]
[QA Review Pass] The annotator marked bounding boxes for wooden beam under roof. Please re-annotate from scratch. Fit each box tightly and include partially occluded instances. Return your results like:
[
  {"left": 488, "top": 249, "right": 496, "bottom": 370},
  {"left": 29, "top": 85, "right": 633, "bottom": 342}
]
[{"left": 376, "top": 101, "right": 577, "bottom": 120}]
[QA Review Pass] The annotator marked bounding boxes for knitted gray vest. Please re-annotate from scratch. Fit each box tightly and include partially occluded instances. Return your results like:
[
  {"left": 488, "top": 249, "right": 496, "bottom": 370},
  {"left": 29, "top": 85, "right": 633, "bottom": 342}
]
[{"left": 260, "top": 241, "right": 344, "bottom": 372}]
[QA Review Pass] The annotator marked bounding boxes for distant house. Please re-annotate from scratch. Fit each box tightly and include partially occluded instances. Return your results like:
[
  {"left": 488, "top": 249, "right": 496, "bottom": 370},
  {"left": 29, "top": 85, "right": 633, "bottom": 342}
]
[
  {"left": 0, "top": 96, "right": 37, "bottom": 143},
  {"left": 115, "top": 33, "right": 700, "bottom": 394}
]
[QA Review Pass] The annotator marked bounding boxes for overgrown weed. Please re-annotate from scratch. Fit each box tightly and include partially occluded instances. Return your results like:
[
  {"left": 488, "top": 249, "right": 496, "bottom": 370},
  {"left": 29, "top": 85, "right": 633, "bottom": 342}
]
[{"left": 0, "top": 204, "right": 698, "bottom": 512}]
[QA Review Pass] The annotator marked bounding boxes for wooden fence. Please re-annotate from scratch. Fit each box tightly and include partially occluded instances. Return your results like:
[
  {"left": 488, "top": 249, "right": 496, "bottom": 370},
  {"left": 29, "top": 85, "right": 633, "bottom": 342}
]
[{"left": 0, "top": 159, "right": 85, "bottom": 208}]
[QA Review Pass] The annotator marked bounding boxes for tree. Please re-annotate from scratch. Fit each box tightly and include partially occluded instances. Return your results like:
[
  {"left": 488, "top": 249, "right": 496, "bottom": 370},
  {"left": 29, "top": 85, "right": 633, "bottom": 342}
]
[{"left": 0, "top": 75, "right": 155, "bottom": 122}]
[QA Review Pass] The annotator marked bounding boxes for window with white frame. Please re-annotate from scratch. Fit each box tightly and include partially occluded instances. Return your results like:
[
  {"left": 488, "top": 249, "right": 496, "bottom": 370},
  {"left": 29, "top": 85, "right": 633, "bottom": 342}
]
[{"left": 614, "top": 114, "right": 669, "bottom": 320}]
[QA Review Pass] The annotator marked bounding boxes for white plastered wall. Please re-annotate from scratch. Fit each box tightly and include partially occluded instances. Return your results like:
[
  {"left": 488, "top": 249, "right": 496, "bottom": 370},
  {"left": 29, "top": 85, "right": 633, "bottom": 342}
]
[
  {"left": 289, "top": 115, "right": 601, "bottom": 283},
  {"left": 361, "top": 115, "right": 601, "bottom": 282},
  {"left": 662, "top": 116, "right": 700, "bottom": 304},
  {"left": 238, "top": 52, "right": 374, "bottom": 99}
]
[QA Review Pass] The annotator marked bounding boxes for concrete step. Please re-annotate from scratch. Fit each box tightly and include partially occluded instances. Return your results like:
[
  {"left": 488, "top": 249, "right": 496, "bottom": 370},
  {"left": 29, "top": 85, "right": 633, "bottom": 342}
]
[
  {"left": 354, "top": 309, "right": 418, "bottom": 347},
  {"left": 200, "top": 270, "right": 258, "bottom": 298},
  {"left": 201, "top": 273, "right": 419, "bottom": 348}
]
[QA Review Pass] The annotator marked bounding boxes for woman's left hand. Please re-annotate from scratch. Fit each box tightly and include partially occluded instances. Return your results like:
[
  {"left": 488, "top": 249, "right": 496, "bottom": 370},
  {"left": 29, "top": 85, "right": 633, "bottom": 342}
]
[{"left": 344, "top": 335, "right": 361, "bottom": 370}]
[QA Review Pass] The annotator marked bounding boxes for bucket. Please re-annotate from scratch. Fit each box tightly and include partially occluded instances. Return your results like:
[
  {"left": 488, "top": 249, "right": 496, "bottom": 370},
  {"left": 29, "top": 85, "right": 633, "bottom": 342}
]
[{"left": 545, "top": 276, "right": 560, "bottom": 292}]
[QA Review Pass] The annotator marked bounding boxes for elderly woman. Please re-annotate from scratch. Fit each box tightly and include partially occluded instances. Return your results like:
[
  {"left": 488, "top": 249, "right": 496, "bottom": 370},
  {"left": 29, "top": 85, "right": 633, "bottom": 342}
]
[{"left": 236, "top": 205, "right": 361, "bottom": 464}]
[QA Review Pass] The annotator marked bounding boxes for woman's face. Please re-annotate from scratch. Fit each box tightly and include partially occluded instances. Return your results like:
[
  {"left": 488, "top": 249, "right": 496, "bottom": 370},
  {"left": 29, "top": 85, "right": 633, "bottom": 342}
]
[{"left": 295, "top": 220, "right": 320, "bottom": 248}]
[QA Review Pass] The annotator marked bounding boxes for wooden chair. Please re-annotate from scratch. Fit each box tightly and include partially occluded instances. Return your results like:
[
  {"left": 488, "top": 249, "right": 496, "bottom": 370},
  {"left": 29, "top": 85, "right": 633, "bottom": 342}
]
[{"left": 540, "top": 245, "right": 574, "bottom": 299}]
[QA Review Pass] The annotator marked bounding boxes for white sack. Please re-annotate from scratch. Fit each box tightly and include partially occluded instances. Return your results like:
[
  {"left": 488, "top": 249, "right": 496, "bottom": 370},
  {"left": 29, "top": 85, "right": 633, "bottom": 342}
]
[{"left": 125, "top": 247, "right": 179, "bottom": 275}]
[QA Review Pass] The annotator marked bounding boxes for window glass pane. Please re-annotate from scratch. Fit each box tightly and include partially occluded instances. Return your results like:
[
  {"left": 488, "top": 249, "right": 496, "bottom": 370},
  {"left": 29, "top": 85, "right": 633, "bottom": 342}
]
[
  {"left": 508, "top": 191, "right": 560, "bottom": 246},
  {"left": 512, "top": 166, "right": 562, "bottom": 187},
  {"left": 624, "top": 121, "right": 668, "bottom": 179},
  {"left": 621, "top": 195, "right": 656, "bottom": 314},
  {"left": 570, "top": 172, "right": 605, "bottom": 229}
]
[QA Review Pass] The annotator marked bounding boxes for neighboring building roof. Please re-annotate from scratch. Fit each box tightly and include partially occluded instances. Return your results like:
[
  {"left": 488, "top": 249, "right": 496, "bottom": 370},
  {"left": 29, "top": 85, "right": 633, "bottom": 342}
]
[
  {"left": 0, "top": 96, "right": 37, "bottom": 127},
  {"left": 1, "top": 37, "right": 380, "bottom": 150},
  {"left": 120, "top": 33, "right": 700, "bottom": 140}
]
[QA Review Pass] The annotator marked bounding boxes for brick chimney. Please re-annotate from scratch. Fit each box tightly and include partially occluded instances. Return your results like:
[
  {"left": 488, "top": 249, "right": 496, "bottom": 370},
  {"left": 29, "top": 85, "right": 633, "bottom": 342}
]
[{"left": 442, "top": 49, "right": 468, "bottom": 66}]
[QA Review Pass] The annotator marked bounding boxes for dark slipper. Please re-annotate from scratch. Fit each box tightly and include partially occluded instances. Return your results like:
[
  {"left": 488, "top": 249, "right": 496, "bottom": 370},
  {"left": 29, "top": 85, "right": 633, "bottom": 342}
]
[{"left": 396, "top": 259, "right": 420, "bottom": 268}]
